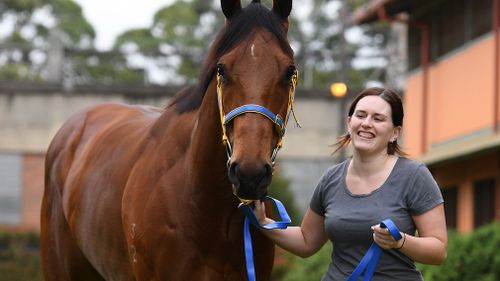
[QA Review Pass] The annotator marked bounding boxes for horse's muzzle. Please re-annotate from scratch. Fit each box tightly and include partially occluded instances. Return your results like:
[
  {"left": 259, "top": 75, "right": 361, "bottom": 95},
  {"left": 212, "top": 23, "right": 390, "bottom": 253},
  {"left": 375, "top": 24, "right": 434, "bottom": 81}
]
[{"left": 228, "top": 161, "right": 272, "bottom": 200}]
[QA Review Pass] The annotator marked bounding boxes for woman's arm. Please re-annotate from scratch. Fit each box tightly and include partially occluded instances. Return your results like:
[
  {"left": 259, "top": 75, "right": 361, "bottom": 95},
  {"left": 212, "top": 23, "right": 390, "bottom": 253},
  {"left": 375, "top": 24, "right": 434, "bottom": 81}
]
[
  {"left": 372, "top": 204, "right": 448, "bottom": 265},
  {"left": 254, "top": 202, "right": 328, "bottom": 258}
]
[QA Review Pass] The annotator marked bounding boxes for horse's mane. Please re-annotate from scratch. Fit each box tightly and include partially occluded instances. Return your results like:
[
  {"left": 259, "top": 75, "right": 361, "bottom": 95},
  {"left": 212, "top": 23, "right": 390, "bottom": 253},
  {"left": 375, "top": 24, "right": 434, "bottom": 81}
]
[{"left": 168, "top": 1, "right": 294, "bottom": 113}]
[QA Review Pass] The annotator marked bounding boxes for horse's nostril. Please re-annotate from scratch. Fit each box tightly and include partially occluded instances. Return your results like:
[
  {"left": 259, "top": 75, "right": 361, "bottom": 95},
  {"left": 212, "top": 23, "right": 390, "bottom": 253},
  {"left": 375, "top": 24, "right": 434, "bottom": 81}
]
[
  {"left": 228, "top": 161, "right": 240, "bottom": 186},
  {"left": 228, "top": 160, "right": 273, "bottom": 199},
  {"left": 262, "top": 163, "right": 272, "bottom": 184}
]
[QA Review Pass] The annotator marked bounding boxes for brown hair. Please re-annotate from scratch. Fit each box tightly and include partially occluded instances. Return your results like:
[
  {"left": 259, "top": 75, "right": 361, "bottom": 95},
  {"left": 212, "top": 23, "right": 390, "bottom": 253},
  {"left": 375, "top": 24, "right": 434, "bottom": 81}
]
[{"left": 333, "top": 87, "right": 408, "bottom": 156}]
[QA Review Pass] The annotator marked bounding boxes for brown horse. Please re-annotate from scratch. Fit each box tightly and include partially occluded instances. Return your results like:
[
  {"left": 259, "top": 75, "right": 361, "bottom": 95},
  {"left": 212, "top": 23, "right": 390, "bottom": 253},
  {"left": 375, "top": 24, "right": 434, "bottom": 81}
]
[{"left": 40, "top": 0, "right": 297, "bottom": 280}]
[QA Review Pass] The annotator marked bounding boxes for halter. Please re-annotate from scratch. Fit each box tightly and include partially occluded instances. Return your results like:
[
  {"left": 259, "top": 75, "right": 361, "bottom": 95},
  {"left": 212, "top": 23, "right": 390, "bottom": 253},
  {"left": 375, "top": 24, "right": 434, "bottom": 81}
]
[{"left": 216, "top": 69, "right": 300, "bottom": 167}]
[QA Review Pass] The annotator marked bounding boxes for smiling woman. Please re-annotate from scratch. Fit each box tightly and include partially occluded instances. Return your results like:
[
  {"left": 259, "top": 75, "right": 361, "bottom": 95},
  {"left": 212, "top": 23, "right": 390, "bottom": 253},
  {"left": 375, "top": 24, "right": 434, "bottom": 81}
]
[{"left": 254, "top": 87, "right": 448, "bottom": 281}]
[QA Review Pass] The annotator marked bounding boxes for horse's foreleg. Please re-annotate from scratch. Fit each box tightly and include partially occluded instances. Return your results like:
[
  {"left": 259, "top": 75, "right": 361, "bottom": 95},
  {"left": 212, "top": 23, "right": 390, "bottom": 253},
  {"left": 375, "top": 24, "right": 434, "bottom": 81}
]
[{"left": 41, "top": 178, "right": 106, "bottom": 281}]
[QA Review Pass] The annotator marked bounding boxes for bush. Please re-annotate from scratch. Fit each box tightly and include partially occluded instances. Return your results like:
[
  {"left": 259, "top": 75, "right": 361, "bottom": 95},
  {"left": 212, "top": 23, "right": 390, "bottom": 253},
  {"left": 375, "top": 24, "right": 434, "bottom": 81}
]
[
  {"left": 271, "top": 220, "right": 500, "bottom": 281},
  {"left": 267, "top": 174, "right": 301, "bottom": 227},
  {"left": 418, "top": 222, "right": 500, "bottom": 281},
  {"left": 278, "top": 243, "right": 332, "bottom": 281},
  {"left": 0, "top": 230, "right": 43, "bottom": 281}
]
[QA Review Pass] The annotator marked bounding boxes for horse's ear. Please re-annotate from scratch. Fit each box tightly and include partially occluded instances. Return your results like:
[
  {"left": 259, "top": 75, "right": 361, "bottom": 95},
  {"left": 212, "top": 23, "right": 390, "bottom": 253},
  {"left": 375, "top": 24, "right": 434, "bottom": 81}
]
[
  {"left": 221, "top": 0, "right": 242, "bottom": 19},
  {"left": 272, "top": 0, "right": 292, "bottom": 20}
]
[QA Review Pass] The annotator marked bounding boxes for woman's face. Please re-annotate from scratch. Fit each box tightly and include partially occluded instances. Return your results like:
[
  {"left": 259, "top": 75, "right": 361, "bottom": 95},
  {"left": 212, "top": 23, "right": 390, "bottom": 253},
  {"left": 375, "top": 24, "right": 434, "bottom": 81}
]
[{"left": 348, "top": 96, "right": 400, "bottom": 156}]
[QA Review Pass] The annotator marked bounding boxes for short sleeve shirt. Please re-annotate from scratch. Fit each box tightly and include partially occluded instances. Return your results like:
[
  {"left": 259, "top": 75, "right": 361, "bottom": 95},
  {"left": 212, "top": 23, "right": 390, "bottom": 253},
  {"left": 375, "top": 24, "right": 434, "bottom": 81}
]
[{"left": 310, "top": 157, "right": 443, "bottom": 281}]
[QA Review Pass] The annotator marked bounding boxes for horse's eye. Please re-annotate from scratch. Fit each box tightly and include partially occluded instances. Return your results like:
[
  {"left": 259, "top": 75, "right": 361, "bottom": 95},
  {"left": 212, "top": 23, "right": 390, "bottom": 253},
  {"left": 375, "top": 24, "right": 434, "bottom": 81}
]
[
  {"left": 216, "top": 64, "right": 225, "bottom": 79},
  {"left": 285, "top": 65, "right": 296, "bottom": 82}
]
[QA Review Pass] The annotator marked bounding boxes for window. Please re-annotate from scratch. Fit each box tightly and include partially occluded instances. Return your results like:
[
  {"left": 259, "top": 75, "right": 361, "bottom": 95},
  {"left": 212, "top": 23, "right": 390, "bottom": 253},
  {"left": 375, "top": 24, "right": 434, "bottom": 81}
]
[
  {"left": 408, "top": 0, "right": 493, "bottom": 70},
  {"left": 0, "top": 154, "right": 22, "bottom": 224},
  {"left": 441, "top": 186, "right": 458, "bottom": 229},
  {"left": 473, "top": 177, "right": 496, "bottom": 228}
]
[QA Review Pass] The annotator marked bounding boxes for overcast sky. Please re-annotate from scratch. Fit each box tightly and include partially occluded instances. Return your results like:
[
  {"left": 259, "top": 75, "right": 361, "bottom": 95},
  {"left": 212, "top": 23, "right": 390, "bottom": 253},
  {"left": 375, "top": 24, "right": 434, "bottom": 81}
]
[{"left": 73, "top": 0, "right": 174, "bottom": 50}]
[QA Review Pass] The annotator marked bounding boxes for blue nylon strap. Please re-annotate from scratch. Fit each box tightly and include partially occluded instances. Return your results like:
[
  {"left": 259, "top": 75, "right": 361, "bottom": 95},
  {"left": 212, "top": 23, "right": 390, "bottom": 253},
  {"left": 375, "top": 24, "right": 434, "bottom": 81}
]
[
  {"left": 243, "top": 218, "right": 256, "bottom": 281},
  {"left": 239, "top": 196, "right": 291, "bottom": 230},
  {"left": 239, "top": 196, "right": 291, "bottom": 281},
  {"left": 346, "top": 219, "right": 402, "bottom": 281},
  {"left": 224, "top": 105, "right": 285, "bottom": 136}
]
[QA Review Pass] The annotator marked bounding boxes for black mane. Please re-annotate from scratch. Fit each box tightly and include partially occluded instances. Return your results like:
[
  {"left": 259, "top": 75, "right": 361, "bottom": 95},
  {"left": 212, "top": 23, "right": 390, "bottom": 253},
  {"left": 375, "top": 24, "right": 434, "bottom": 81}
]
[{"left": 168, "top": 2, "right": 294, "bottom": 113}]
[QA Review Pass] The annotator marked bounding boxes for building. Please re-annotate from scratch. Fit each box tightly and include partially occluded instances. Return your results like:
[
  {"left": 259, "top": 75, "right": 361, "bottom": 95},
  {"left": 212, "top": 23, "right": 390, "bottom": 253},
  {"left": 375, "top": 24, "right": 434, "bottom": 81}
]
[{"left": 352, "top": 0, "right": 500, "bottom": 232}]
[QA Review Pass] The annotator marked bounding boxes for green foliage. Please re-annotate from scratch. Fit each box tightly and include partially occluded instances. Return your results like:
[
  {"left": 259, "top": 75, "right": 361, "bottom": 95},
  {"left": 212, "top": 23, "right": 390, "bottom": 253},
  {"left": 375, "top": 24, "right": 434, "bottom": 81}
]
[
  {"left": 1, "top": 0, "right": 390, "bottom": 87},
  {"left": 267, "top": 174, "right": 300, "bottom": 225},
  {"left": 0, "top": 0, "right": 97, "bottom": 82},
  {"left": 153, "top": 2, "right": 199, "bottom": 41},
  {"left": 0, "top": 63, "right": 40, "bottom": 80},
  {"left": 48, "top": 0, "right": 96, "bottom": 45},
  {"left": 418, "top": 222, "right": 500, "bottom": 281},
  {"left": 114, "top": 0, "right": 222, "bottom": 85},
  {"left": 267, "top": 173, "right": 331, "bottom": 281},
  {"left": 273, "top": 242, "right": 332, "bottom": 281},
  {"left": 1, "top": 0, "right": 41, "bottom": 14},
  {"left": 0, "top": 231, "right": 42, "bottom": 281},
  {"left": 115, "top": 29, "right": 161, "bottom": 55}
]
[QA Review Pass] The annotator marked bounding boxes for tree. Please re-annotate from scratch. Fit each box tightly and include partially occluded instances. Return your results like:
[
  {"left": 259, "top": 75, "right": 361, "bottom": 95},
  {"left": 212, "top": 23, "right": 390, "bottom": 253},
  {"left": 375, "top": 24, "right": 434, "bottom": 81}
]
[
  {"left": 0, "top": 0, "right": 391, "bottom": 88},
  {"left": 0, "top": 0, "right": 147, "bottom": 85},
  {"left": 0, "top": 0, "right": 96, "bottom": 81},
  {"left": 287, "top": 0, "right": 391, "bottom": 91},
  {"left": 114, "top": 0, "right": 223, "bottom": 85}
]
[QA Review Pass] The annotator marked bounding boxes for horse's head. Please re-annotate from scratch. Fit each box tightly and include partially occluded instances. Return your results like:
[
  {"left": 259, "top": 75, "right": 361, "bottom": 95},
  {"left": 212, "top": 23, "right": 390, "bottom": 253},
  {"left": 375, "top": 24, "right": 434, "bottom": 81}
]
[{"left": 216, "top": 0, "right": 298, "bottom": 202}]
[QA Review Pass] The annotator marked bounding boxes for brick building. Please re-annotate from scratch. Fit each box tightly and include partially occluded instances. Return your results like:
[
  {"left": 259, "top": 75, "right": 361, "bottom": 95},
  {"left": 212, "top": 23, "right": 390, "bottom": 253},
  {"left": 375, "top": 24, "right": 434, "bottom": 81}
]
[{"left": 352, "top": 0, "right": 500, "bottom": 232}]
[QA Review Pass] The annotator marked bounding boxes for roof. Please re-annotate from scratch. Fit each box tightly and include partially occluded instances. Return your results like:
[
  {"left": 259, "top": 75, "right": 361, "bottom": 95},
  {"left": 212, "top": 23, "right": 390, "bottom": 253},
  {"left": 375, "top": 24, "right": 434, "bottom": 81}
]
[
  {"left": 350, "top": 0, "right": 415, "bottom": 24},
  {"left": 419, "top": 133, "right": 500, "bottom": 168}
]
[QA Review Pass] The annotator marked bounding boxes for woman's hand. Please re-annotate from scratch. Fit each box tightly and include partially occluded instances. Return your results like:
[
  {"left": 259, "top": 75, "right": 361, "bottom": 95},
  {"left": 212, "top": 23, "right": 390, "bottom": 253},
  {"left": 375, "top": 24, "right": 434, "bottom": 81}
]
[
  {"left": 371, "top": 224, "right": 404, "bottom": 250},
  {"left": 254, "top": 200, "right": 274, "bottom": 225}
]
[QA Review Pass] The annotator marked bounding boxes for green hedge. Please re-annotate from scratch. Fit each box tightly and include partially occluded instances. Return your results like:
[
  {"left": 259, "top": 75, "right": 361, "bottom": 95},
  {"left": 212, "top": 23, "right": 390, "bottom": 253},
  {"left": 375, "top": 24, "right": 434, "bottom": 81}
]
[
  {"left": 274, "top": 222, "right": 500, "bottom": 281},
  {"left": 275, "top": 243, "right": 332, "bottom": 281},
  {"left": 0, "top": 230, "right": 43, "bottom": 281},
  {"left": 418, "top": 222, "right": 500, "bottom": 281}
]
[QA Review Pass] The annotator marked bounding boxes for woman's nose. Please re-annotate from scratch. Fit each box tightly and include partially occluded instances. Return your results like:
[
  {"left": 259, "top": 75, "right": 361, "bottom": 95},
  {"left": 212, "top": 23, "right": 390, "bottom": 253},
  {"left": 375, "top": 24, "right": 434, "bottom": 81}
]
[{"left": 361, "top": 116, "right": 373, "bottom": 127}]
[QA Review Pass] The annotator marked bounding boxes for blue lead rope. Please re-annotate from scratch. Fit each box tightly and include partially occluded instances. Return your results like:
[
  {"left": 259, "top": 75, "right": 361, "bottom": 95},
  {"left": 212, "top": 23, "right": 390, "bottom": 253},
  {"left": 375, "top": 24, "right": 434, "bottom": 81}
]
[
  {"left": 239, "top": 196, "right": 291, "bottom": 281},
  {"left": 346, "top": 219, "right": 403, "bottom": 281}
]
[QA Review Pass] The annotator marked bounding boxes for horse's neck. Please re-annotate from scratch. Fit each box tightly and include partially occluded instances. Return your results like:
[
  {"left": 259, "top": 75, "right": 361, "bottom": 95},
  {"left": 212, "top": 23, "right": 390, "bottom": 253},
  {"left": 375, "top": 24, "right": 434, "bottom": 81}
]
[{"left": 185, "top": 83, "right": 235, "bottom": 205}]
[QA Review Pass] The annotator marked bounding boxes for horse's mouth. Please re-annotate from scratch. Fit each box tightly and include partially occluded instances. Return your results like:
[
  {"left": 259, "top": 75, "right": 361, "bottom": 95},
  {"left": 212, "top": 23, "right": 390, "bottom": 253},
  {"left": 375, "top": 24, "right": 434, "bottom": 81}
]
[{"left": 231, "top": 183, "right": 269, "bottom": 202}]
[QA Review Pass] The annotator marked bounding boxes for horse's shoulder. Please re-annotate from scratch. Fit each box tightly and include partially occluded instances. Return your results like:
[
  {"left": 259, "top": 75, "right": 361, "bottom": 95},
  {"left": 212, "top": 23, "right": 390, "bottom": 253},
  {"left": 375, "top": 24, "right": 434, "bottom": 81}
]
[{"left": 47, "top": 103, "right": 161, "bottom": 167}]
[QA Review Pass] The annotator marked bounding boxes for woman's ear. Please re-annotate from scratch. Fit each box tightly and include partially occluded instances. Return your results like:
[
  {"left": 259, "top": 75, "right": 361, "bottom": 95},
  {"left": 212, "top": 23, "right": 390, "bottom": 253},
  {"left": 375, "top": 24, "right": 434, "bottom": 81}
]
[{"left": 392, "top": 126, "right": 402, "bottom": 142}]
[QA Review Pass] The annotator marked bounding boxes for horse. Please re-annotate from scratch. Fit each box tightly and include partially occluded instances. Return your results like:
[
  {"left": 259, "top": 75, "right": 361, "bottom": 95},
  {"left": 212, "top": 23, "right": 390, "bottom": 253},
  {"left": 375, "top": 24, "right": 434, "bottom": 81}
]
[{"left": 40, "top": 0, "right": 298, "bottom": 280}]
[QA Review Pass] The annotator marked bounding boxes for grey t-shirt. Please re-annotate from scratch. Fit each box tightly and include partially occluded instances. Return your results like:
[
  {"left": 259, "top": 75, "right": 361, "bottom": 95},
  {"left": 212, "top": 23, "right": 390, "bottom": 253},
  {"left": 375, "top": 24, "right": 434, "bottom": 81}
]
[{"left": 310, "top": 157, "right": 443, "bottom": 281}]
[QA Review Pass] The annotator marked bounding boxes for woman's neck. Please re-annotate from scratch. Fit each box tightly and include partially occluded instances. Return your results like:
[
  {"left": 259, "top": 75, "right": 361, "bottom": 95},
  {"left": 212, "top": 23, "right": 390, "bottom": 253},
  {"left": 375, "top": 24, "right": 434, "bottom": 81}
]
[
  {"left": 349, "top": 152, "right": 398, "bottom": 177},
  {"left": 346, "top": 152, "right": 399, "bottom": 194}
]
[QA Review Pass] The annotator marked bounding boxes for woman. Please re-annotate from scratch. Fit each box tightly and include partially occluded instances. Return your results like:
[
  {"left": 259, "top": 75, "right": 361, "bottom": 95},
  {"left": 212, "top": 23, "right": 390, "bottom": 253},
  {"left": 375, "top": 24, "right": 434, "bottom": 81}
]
[{"left": 255, "top": 87, "right": 447, "bottom": 280}]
